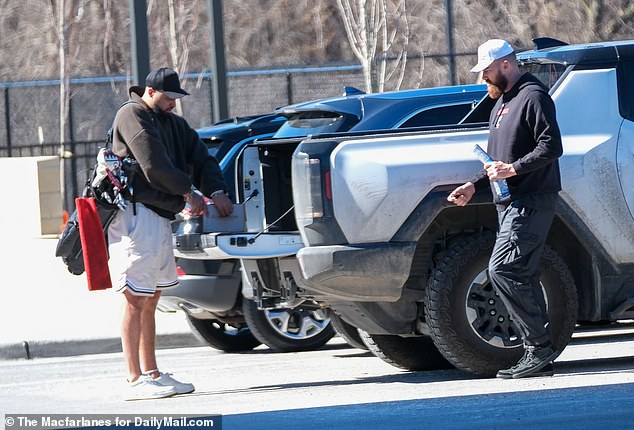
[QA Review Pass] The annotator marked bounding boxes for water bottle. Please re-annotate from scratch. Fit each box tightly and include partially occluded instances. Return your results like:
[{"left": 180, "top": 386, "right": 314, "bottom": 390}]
[{"left": 473, "top": 144, "right": 510, "bottom": 201}]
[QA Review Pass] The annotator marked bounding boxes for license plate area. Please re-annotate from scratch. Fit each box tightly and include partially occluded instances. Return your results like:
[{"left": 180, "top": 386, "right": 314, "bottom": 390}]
[{"left": 173, "top": 232, "right": 303, "bottom": 259}]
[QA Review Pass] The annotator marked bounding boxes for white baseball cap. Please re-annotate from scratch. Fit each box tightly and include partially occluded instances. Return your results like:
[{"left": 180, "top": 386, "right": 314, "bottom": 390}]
[{"left": 470, "top": 39, "right": 515, "bottom": 73}]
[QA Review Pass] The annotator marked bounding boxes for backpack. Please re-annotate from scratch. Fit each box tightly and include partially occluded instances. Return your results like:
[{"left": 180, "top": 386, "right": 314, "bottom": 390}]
[{"left": 55, "top": 103, "right": 139, "bottom": 275}]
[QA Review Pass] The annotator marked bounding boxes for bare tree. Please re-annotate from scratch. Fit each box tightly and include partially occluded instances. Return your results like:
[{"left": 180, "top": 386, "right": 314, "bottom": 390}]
[
  {"left": 101, "top": 0, "right": 127, "bottom": 95},
  {"left": 335, "top": 0, "right": 412, "bottom": 92},
  {"left": 46, "top": 0, "right": 83, "bottom": 208},
  {"left": 2, "top": 0, "right": 634, "bottom": 84},
  {"left": 46, "top": 0, "right": 75, "bottom": 146},
  {"left": 167, "top": 0, "right": 183, "bottom": 114},
  {"left": 222, "top": 0, "right": 348, "bottom": 68},
  {"left": 145, "top": 0, "right": 202, "bottom": 113}
]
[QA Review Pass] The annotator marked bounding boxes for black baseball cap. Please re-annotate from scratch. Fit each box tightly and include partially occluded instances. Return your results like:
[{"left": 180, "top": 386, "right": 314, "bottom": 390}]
[{"left": 145, "top": 67, "right": 189, "bottom": 99}]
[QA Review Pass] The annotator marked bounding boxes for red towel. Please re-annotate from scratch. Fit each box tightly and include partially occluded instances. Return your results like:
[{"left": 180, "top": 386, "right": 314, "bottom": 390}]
[{"left": 76, "top": 197, "right": 112, "bottom": 291}]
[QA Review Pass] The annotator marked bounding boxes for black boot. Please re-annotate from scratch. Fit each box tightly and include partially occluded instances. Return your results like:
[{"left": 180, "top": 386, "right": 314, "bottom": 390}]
[{"left": 496, "top": 343, "right": 558, "bottom": 379}]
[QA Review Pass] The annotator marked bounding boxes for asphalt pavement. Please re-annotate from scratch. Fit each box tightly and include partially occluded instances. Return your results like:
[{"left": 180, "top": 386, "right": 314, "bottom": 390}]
[
  {"left": 0, "top": 232, "right": 202, "bottom": 360},
  {"left": 2, "top": 329, "right": 634, "bottom": 427}
]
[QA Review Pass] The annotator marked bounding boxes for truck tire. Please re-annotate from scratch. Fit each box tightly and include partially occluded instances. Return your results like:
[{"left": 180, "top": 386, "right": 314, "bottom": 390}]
[
  {"left": 328, "top": 311, "right": 368, "bottom": 350},
  {"left": 186, "top": 316, "right": 262, "bottom": 352},
  {"left": 242, "top": 299, "right": 335, "bottom": 352},
  {"left": 358, "top": 330, "right": 453, "bottom": 371},
  {"left": 425, "top": 232, "right": 578, "bottom": 377}
]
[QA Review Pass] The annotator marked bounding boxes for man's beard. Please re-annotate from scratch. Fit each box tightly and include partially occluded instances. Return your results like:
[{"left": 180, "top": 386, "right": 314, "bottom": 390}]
[
  {"left": 152, "top": 105, "right": 170, "bottom": 118},
  {"left": 486, "top": 75, "right": 507, "bottom": 100},
  {"left": 487, "top": 83, "right": 503, "bottom": 100}
]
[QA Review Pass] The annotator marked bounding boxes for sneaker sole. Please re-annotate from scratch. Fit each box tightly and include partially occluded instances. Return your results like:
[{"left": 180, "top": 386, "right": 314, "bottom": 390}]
[
  {"left": 512, "top": 350, "right": 560, "bottom": 379},
  {"left": 497, "top": 363, "right": 554, "bottom": 379},
  {"left": 124, "top": 393, "right": 176, "bottom": 401},
  {"left": 496, "top": 370, "right": 513, "bottom": 379},
  {"left": 124, "top": 389, "right": 177, "bottom": 401}
]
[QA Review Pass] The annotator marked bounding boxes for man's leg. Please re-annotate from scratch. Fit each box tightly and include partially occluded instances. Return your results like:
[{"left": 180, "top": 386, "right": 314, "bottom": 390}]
[
  {"left": 137, "top": 290, "right": 195, "bottom": 394},
  {"left": 121, "top": 290, "right": 150, "bottom": 382},
  {"left": 112, "top": 205, "right": 179, "bottom": 399},
  {"left": 489, "top": 203, "right": 558, "bottom": 378},
  {"left": 488, "top": 204, "right": 553, "bottom": 345},
  {"left": 140, "top": 291, "right": 161, "bottom": 378},
  {"left": 121, "top": 289, "right": 177, "bottom": 400}
]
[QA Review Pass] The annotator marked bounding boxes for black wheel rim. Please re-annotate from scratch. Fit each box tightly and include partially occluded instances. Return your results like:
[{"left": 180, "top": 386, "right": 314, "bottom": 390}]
[{"left": 464, "top": 269, "right": 521, "bottom": 348}]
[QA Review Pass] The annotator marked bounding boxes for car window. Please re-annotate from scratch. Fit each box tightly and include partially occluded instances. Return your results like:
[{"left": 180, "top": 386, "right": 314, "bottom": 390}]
[
  {"left": 397, "top": 103, "right": 475, "bottom": 128},
  {"left": 519, "top": 63, "right": 567, "bottom": 90},
  {"left": 273, "top": 112, "right": 347, "bottom": 138}
]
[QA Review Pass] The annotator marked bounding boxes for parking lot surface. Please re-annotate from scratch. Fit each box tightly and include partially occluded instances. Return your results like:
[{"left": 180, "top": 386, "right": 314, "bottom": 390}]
[{"left": 1, "top": 328, "right": 634, "bottom": 429}]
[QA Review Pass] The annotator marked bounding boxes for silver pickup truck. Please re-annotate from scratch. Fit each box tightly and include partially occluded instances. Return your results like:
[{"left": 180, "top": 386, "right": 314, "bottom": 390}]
[{"left": 188, "top": 38, "right": 634, "bottom": 376}]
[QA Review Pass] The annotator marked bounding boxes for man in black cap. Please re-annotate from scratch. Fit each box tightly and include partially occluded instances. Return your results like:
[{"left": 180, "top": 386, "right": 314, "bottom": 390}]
[{"left": 108, "top": 67, "right": 233, "bottom": 400}]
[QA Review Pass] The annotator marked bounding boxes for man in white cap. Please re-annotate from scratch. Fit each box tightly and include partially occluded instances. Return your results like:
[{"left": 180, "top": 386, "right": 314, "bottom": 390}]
[
  {"left": 109, "top": 67, "right": 233, "bottom": 400},
  {"left": 447, "top": 39, "right": 563, "bottom": 378}
]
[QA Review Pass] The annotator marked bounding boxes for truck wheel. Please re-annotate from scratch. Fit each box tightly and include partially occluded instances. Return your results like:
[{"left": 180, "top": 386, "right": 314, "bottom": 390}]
[
  {"left": 358, "top": 330, "right": 453, "bottom": 371},
  {"left": 242, "top": 299, "right": 335, "bottom": 352},
  {"left": 328, "top": 311, "right": 368, "bottom": 350},
  {"left": 425, "top": 232, "right": 578, "bottom": 376},
  {"left": 186, "top": 316, "right": 262, "bottom": 352}
]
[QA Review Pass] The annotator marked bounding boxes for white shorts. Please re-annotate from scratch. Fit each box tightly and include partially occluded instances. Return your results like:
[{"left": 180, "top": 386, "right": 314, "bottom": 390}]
[{"left": 107, "top": 203, "right": 178, "bottom": 297}]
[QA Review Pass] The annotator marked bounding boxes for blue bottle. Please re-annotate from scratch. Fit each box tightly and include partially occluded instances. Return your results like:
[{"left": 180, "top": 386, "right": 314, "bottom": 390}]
[{"left": 473, "top": 144, "right": 511, "bottom": 201}]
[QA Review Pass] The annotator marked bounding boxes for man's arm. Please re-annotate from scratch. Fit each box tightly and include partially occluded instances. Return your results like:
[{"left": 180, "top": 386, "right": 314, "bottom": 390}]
[
  {"left": 512, "top": 92, "right": 563, "bottom": 174},
  {"left": 185, "top": 126, "right": 233, "bottom": 216}
]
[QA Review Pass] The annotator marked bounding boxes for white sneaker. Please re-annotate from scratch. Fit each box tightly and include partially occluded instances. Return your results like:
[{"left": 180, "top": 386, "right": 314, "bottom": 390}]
[
  {"left": 152, "top": 372, "right": 195, "bottom": 394},
  {"left": 125, "top": 377, "right": 177, "bottom": 401}
]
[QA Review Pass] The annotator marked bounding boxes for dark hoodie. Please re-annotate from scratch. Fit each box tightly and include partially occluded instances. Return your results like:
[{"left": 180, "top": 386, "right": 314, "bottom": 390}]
[
  {"left": 111, "top": 87, "right": 227, "bottom": 219},
  {"left": 474, "top": 73, "right": 562, "bottom": 206}
]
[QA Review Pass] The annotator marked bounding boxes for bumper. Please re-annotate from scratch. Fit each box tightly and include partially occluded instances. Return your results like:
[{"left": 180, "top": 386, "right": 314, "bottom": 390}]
[
  {"left": 158, "top": 267, "right": 242, "bottom": 313},
  {"left": 296, "top": 242, "right": 417, "bottom": 302},
  {"left": 173, "top": 232, "right": 303, "bottom": 260}
]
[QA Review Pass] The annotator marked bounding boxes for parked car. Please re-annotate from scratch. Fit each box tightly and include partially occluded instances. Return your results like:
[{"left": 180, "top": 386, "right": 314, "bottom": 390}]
[
  {"left": 162, "top": 83, "right": 488, "bottom": 352},
  {"left": 197, "top": 113, "right": 288, "bottom": 195}
]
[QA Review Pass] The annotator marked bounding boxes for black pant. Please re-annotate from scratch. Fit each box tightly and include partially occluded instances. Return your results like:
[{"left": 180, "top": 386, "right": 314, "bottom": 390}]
[{"left": 488, "top": 196, "right": 556, "bottom": 347}]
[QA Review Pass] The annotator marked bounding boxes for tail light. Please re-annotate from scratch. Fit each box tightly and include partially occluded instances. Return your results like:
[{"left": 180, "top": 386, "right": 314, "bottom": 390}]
[
  {"left": 324, "top": 169, "right": 332, "bottom": 201},
  {"left": 292, "top": 152, "right": 325, "bottom": 225},
  {"left": 292, "top": 144, "right": 347, "bottom": 246}
]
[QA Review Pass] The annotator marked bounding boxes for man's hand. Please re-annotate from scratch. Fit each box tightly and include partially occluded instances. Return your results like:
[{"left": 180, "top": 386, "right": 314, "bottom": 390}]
[
  {"left": 184, "top": 188, "right": 206, "bottom": 215},
  {"left": 484, "top": 161, "right": 516, "bottom": 180},
  {"left": 447, "top": 182, "right": 475, "bottom": 207},
  {"left": 211, "top": 192, "right": 233, "bottom": 217}
]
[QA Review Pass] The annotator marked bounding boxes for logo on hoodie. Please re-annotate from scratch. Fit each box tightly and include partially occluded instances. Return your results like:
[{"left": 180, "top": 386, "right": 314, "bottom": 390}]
[{"left": 494, "top": 104, "right": 509, "bottom": 128}]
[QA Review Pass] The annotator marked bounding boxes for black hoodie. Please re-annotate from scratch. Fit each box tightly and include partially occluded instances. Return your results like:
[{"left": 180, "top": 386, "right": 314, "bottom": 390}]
[
  {"left": 111, "top": 87, "right": 228, "bottom": 219},
  {"left": 475, "top": 73, "right": 562, "bottom": 206}
]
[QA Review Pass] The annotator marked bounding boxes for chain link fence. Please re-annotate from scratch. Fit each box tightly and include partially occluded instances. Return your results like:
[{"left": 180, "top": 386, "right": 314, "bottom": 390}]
[{"left": 0, "top": 56, "right": 474, "bottom": 210}]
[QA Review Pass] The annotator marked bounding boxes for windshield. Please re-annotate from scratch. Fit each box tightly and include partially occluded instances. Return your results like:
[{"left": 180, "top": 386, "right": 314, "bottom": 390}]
[{"left": 273, "top": 112, "right": 347, "bottom": 138}]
